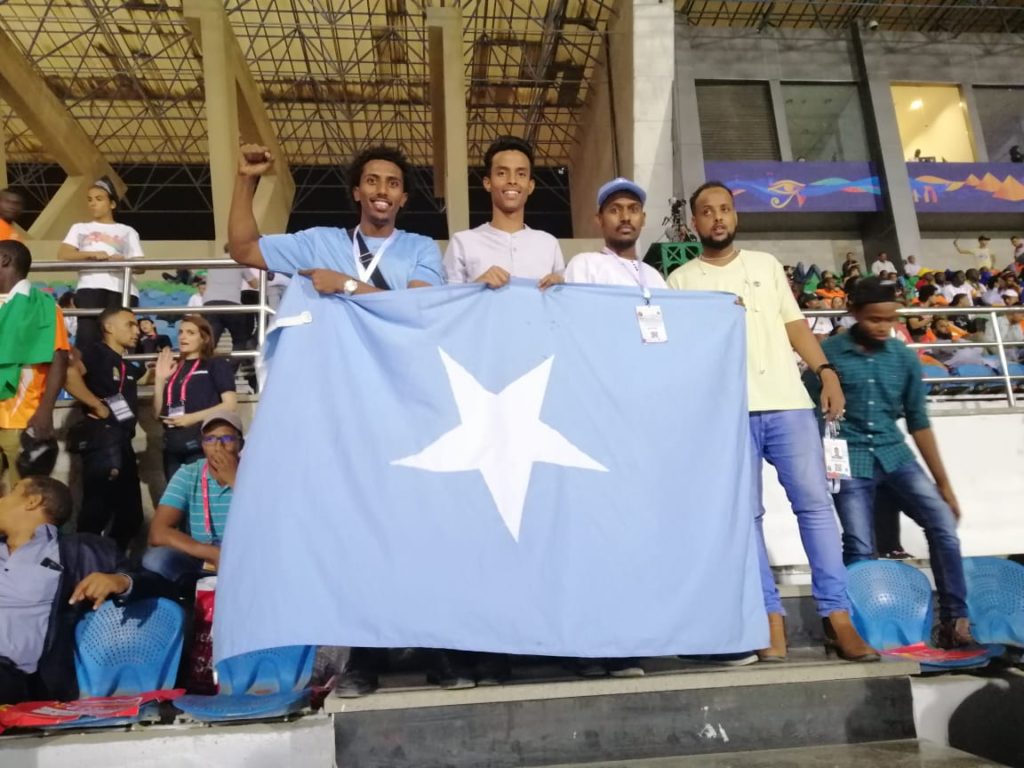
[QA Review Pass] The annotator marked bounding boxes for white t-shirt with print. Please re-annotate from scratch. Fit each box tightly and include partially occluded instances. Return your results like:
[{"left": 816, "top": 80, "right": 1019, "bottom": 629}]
[{"left": 63, "top": 221, "right": 144, "bottom": 295}]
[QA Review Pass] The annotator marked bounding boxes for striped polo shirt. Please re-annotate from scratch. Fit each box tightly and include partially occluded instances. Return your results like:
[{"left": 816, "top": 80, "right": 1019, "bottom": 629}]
[{"left": 159, "top": 459, "right": 233, "bottom": 545}]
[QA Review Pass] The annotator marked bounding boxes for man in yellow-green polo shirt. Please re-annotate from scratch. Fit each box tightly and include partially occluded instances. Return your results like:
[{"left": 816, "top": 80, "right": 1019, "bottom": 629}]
[{"left": 667, "top": 181, "right": 877, "bottom": 664}]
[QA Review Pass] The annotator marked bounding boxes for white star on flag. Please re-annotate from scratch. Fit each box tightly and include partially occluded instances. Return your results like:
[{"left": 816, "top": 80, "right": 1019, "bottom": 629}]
[{"left": 392, "top": 349, "right": 608, "bottom": 541}]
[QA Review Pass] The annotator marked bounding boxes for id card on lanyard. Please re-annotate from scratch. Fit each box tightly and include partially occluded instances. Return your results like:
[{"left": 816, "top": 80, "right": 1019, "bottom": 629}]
[
  {"left": 166, "top": 359, "right": 201, "bottom": 419},
  {"left": 106, "top": 361, "right": 134, "bottom": 422},
  {"left": 823, "top": 420, "right": 852, "bottom": 492},
  {"left": 352, "top": 228, "right": 397, "bottom": 284},
  {"left": 607, "top": 248, "right": 668, "bottom": 344}
]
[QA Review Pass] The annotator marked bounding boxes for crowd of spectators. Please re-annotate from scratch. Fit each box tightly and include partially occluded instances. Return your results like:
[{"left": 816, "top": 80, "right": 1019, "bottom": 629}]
[{"left": 785, "top": 240, "right": 1024, "bottom": 368}]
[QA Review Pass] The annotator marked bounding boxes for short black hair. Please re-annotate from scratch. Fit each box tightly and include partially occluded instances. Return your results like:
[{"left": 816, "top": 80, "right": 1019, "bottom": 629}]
[
  {"left": 0, "top": 239, "right": 31, "bottom": 278},
  {"left": 850, "top": 276, "right": 897, "bottom": 308},
  {"left": 483, "top": 136, "right": 534, "bottom": 177},
  {"left": 688, "top": 181, "right": 734, "bottom": 214},
  {"left": 346, "top": 145, "right": 412, "bottom": 199},
  {"left": 98, "top": 305, "right": 133, "bottom": 335},
  {"left": 22, "top": 476, "right": 73, "bottom": 527},
  {"left": 917, "top": 284, "right": 938, "bottom": 302}
]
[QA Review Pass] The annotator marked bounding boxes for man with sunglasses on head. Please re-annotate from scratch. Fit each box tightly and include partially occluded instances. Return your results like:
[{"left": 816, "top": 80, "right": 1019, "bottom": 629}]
[{"left": 141, "top": 411, "right": 244, "bottom": 583}]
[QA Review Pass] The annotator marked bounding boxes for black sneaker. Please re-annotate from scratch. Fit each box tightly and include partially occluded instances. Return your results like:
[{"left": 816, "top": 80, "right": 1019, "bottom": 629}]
[
  {"left": 334, "top": 668, "right": 379, "bottom": 698},
  {"left": 605, "top": 658, "right": 645, "bottom": 677},
  {"left": 427, "top": 650, "right": 477, "bottom": 690},
  {"left": 564, "top": 657, "right": 607, "bottom": 678},
  {"left": 678, "top": 652, "right": 759, "bottom": 667}
]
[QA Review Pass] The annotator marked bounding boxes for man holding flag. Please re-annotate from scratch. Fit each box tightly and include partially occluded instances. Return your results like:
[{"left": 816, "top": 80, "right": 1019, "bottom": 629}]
[{"left": 0, "top": 240, "right": 70, "bottom": 491}]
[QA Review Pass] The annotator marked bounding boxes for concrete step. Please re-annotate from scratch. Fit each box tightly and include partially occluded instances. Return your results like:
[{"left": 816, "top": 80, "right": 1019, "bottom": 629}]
[
  {"left": 330, "top": 651, "right": 920, "bottom": 768},
  {"left": 542, "top": 740, "right": 1002, "bottom": 767}
]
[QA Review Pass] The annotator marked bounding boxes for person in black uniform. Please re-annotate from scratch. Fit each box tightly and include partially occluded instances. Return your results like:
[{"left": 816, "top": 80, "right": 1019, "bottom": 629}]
[{"left": 64, "top": 306, "right": 145, "bottom": 550}]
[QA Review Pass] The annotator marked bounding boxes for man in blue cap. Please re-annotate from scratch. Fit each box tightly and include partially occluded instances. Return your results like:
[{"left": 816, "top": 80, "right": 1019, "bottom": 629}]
[{"left": 563, "top": 178, "right": 666, "bottom": 289}]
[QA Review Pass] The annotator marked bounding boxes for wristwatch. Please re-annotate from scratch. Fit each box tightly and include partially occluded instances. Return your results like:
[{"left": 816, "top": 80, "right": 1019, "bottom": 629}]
[
  {"left": 343, "top": 278, "right": 359, "bottom": 296},
  {"left": 815, "top": 363, "right": 838, "bottom": 378}
]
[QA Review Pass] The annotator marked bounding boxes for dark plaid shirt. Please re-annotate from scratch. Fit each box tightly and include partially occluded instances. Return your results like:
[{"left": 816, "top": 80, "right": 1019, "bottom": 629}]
[{"left": 805, "top": 331, "right": 930, "bottom": 479}]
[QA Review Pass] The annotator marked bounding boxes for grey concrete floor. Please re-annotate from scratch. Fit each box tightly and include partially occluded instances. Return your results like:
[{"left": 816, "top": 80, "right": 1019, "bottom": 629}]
[{"left": 544, "top": 740, "right": 1002, "bottom": 767}]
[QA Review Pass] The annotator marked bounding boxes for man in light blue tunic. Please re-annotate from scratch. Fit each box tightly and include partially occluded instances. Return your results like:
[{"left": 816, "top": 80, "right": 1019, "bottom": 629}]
[{"left": 227, "top": 142, "right": 446, "bottom": 697}]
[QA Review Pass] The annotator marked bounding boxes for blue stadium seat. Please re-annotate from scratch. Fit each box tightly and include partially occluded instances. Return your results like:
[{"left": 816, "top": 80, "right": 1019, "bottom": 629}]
[
  {"left": 846, "top": 561, "right": 1001, "bottom": 670},
  {"left": 949, "top": 363, "right": 1003, "bottom": 394},
  {"left": 75, "top": 597, "right": 185, "bottom": 698},
  {"left": 963, "top": 557, "right": 1024, "bottom": 648},
  {"left": 848, "top": 560, "right": 933, "bottom": 648},
  {"left": 173, "top": 645, "right": 315, "bottom": 722}
]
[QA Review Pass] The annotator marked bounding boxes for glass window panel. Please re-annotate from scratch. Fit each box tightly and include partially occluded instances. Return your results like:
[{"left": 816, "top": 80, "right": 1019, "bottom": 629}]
[
  {"left": 973, "top": 86, "right": 1024, "bottom": 163},
  {"left": 782, "top": 83, "right": 870, "bottom": 162},
  {"left": 891, "top": 84, "right": 976, "bottom": 162}
]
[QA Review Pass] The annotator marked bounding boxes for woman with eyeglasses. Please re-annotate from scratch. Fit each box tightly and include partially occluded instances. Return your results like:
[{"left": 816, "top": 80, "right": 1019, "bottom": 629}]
[
  {"left": 56, "top": 177, "right": 145, "bottom": 349},
  {"left": 142, "top": 411, "right": 244, "bottom": 583},
  {"left": 153, "top": 314, "right": 237, "bottom": 479}
]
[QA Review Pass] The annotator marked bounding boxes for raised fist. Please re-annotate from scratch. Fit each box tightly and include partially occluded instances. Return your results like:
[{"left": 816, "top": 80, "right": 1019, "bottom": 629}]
[{"left": 238, "top": 143, "right": 273, "bottom": 177}]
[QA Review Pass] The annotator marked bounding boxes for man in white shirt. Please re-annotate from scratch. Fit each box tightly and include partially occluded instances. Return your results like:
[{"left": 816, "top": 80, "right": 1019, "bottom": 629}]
[
  {"left": 445, "top": 137, "right": 563, "bottom": 290},
  {"left": 954, "top": 235, "right": 993, "bottom": 271},
  {"left": 870, "top": 253, "right": 896, "bottom": 276},
  {"left": 939, "top": 271, "right": 973, "bottom": 306},
  {"left": 903, "top": 255, "right": 922, "bottom": 277},
  {"left": 667, "top": 181, "right": 876, "bottom": 665},
  {"left": 563, "top": 178, "right": 667, "bottom": 290}
]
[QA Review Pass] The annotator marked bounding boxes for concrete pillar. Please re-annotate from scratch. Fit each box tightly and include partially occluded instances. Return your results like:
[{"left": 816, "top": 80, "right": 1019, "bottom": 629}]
[
  {"left": 961, "top": 84, "right": 988, "bottom": 162},
  {"left": 853, "top": 27, "right": 921, "bottom": 264},
  {"left": 672, "top": 27, "right": 705, "bottom": 205},
  {"left": 0, "top": 109, "right": 7, "bottom": 189},
  {"left": 184, "top": 0, "right": 239, "bottom": 246},
  {"left": 769, "top": 79, "right": 794, "bottom": 161},
  {"left": 426, "top": 7, "right": 469, "bottom": 236},
  {"left": 631, "top": 0, "right": 674, "bottom": 254},
  {"left": 568, "top": 0, "right": 636, "bottom": 238}
]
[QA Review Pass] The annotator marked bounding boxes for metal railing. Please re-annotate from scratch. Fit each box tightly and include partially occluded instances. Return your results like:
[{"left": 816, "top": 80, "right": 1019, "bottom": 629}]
[
  {"left": 805, "top": 305, "right": 1024, "bottom": 407},
  {"left": 32, "top": 260, "right": 1024, "bottom": 407},
  {"left": 32, "top": 258, "right": 271, "bottom": 363}
]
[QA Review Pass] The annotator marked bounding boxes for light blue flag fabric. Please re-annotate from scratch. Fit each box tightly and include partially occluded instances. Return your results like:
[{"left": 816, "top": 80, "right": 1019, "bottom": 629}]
[{"left": 213, "top": 278, "right": 768, "bottom": 662}]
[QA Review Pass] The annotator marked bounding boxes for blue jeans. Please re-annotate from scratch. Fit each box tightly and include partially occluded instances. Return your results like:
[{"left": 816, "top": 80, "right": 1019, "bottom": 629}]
[
  {"left": 833, "top": 461, "right": 968, "bottom": 622},
  {"left": 142, "top": 546, "right": 207, "bottom": 583},
  {"left": 751, "top": 410, "right": 850, "bottom": 617}
]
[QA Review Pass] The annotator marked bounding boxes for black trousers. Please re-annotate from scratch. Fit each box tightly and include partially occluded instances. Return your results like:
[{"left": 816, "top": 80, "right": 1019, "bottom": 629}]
[
  {"left": 77, "top": 439, "right": 143, "bottom": 551},
  {"left": 75, "top": 288, "right": 139, "bottom": 349},
  {"left": 0, "top": 657, "right": 30, "bottom": 705}
]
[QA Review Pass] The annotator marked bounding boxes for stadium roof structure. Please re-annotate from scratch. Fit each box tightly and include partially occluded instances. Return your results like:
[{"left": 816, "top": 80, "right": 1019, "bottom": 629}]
[
  {"left": 0, "top": 0, "right": 618, "bottom": 170},
  {"left": 676, "top": 0, "right": 1024, "bottom": 35}
]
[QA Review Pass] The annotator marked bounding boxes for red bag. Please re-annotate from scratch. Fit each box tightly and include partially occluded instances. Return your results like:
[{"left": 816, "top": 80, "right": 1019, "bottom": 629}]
[{"left": 186, "top": 576, "right": 217, "bottom": 694}]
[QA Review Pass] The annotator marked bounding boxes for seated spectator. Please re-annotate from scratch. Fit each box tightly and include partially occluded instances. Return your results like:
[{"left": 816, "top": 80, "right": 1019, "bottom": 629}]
[
  {"left": 965, "top": 269, "right": 984, "bottom": 301},
  {"left": 799, "top": 294, "right": 833, "bottom": 339},
  {"left": 135, "top": 317, "right": 173, "bottom": 355},
  {"left": 0, "top": 189, "right": 24, "bottom": 242},
  {"left": 949, "top": 294, "right": 976, "bottom": 334},
  {"left": 186, "top": 277, "right": 206, "bottom": 308},
  {"left": 815, "top": 275, "right": 845, "bottom": 301},
  {"left": 57, "top": 291, "right": 77, "bottom": 341},
  {"left": 142, "top": 411, "right": 243, "bottom": 583},
  {"left": 841, "top": 252, "right": 859, "bottom": 276},
  {"left": 982, "top": 305, "right": 1024, "bottom": 362},
  {"left": 937, "top": 272, "right": 966, "bottom": 305},
  {"left": 831, "top": 296, "right": 856, "bottom": 332},
  {"left": 870, "top": 252, "right": 895, "bottom": 276},
  {"left": 903, "top": 254, "right": 922, "bottom": 277},
  {"left": 0, "top": 475, "right": 168, "bottom": 704}
]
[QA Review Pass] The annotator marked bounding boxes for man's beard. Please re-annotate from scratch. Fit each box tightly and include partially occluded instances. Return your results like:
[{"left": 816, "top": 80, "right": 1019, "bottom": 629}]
[
  {"left": 698, "top": 229, "right": 736, "bottom": 252},
  {"left": 851, "top": 323, "right": 886, "bottom": 350},
  {"left": 606, "top": 236, "right": 638, "bottom": 253}
]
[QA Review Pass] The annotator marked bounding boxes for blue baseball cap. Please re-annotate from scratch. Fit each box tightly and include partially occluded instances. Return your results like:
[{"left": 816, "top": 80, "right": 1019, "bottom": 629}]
[{"left": 597, "top": 178, "right": 646, "bottom": 210}]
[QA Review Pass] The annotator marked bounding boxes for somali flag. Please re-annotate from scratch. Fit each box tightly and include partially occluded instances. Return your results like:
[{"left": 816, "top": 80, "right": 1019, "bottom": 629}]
[{"left": 214, "top": 279, "right": 767, "bottom": 662}]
